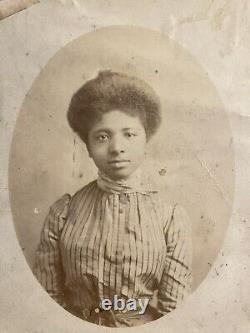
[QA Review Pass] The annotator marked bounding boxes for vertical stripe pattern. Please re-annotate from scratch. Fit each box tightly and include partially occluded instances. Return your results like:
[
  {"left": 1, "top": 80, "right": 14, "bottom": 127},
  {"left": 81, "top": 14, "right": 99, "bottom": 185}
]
[{"left": 33, "top": 180, "right": 192, "bottom": 315}]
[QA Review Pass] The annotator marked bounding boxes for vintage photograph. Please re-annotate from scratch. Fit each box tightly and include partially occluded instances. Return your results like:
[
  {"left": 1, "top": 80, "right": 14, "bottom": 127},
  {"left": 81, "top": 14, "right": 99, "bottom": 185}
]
[
  {"left": 8, "top": 26, "right": 234, "bottom": 328},
  {"left": 32, "top": 69, "right": 192, "bottom": 327}
]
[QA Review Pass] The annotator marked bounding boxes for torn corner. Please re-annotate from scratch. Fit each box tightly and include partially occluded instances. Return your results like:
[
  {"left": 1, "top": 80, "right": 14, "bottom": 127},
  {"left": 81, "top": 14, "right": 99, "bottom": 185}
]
[{"left": 0, "top": 0, "right": 39, "bottom": 21}]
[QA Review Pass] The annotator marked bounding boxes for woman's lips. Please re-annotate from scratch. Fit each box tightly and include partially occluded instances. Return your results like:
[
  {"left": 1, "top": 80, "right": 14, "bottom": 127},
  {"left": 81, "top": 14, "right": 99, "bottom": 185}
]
[{"left": 108, "top": 160, "right": 130, "bottom": 168}]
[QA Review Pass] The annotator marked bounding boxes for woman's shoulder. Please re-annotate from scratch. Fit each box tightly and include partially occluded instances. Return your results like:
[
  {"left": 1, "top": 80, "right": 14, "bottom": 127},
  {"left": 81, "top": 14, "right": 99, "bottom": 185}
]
[
  {"left": 152, "top": 191, "right": 191, "bottom": 231},
  {"left": 69, "top": 179, "right": 98, "bottom": 202},
  {"left": 149, "top": 190, "right": 173, "bottom": 214},
  {"left": 162, "top": 201, "right": 192, "bottom": 235},
  {"left": 48, "top": 193, "right": 71, "bottom": 217},
  {"left": 49, "top": 180, "right": 97, "bottom": 216}
]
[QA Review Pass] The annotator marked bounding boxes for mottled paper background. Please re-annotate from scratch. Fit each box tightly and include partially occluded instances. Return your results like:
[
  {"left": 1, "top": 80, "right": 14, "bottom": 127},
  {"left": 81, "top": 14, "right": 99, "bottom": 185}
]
[{"left": 0, "top": 1, "right": 250, "bottom": 332}]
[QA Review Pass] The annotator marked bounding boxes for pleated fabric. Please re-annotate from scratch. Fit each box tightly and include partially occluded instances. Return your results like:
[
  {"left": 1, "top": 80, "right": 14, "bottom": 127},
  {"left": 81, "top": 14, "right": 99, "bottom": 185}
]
[{"left": 33, "top": 180, "right": 192, "bottom": 317}]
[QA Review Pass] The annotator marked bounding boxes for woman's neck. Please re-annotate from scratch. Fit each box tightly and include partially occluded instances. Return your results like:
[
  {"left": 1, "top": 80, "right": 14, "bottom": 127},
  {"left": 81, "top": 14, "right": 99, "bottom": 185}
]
[{"left": 97, "top": 168, "right": 148, "bottom": 194}]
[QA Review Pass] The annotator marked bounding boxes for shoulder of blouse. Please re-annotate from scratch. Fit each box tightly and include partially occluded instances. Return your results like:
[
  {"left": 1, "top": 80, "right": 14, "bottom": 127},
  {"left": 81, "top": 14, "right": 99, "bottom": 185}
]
[
  {"left": 147, "top": 190, "right": 174, "bottom": 230},
  {"left": 69, "top": 179, "right": 97, "bottom": 203},
  {"left": 48, "top": 193, "right": 71, "bottom": 218},
  {"left": 45, "top": 193, "right": 71, "bottom": 234},
  {"left": 163, "top": 202, "right": 192, "bottom": 235},
  {"left": 47, "top": 180, "right": 97, "bottom": 226}
]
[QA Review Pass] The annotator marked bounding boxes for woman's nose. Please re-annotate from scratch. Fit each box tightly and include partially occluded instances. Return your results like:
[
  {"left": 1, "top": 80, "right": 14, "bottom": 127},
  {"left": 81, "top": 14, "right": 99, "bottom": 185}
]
[{"left": 109, "top": 137, "right": 125, "bottom": 154}]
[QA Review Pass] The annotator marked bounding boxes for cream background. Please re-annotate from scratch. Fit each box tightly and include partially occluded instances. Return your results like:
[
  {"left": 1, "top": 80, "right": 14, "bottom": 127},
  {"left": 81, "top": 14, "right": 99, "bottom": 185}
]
[{"left": 0, "top": 1, "right": 250, "bottom": 332}]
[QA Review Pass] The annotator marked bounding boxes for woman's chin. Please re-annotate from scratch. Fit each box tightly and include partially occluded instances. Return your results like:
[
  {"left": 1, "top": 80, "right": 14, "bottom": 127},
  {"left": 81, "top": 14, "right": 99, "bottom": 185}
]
[{"left": 106, "top": 169, "right": 133, "bottom": 181}]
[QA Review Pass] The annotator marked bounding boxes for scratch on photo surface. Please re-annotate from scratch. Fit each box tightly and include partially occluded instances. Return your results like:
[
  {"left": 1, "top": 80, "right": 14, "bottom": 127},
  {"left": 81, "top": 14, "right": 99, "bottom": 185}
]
[
  {"left": 0, "top": 0, "right": 39, "bottom": 21},
  {"left": 195, "top": 153, "right": 231, "bottom": 207}
]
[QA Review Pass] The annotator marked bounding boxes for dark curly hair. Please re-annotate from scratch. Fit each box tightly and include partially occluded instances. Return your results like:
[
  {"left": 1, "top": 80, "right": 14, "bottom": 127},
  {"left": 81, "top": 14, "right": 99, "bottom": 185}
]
[{"left": 67, "top": 70, "right": 161, "bottom": 143}]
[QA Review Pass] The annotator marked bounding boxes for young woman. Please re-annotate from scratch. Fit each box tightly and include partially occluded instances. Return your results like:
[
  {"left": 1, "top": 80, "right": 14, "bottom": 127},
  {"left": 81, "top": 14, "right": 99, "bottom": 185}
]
[{"left": 33, "top": 70, "right": 192, "bottom": 327}]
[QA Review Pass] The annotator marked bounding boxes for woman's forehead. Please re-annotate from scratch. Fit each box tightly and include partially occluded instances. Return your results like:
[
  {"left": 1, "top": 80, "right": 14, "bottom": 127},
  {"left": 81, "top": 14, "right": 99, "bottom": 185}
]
[{"left": 90, "top": 110, "right": 144, "bottom": 131}]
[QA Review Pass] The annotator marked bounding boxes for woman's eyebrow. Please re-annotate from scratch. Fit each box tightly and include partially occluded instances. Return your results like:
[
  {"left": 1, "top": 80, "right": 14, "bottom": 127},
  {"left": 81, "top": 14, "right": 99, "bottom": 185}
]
[
  {"left": 122, "top": 127, "right": 139, "bottom": 131},
  {"left": 92, "top": 128, "right": 112, "bottom": 134}
]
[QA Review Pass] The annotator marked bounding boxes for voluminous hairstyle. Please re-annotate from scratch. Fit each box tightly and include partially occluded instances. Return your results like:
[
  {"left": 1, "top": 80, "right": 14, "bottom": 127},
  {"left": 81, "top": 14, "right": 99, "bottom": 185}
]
[{"left": 67, "top": 70, "right": 161, "bottom": 143}]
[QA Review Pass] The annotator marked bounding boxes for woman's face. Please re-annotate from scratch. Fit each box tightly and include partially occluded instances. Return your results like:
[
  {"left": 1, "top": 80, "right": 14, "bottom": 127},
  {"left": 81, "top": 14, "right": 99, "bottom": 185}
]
[{"left": 87, "top": 110, "right": 147, "bottom": 180}]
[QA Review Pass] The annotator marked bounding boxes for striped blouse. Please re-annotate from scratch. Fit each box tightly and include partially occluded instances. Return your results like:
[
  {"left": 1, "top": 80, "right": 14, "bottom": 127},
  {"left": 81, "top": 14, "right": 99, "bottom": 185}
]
[{"left": 33, "top": 179, "right": 192, "bottom": 322}]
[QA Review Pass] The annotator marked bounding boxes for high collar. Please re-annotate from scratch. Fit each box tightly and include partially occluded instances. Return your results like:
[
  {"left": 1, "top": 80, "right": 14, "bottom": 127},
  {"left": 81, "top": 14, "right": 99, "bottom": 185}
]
[{"left": 96, "top": 169, "right": 157, "bottom": 195}]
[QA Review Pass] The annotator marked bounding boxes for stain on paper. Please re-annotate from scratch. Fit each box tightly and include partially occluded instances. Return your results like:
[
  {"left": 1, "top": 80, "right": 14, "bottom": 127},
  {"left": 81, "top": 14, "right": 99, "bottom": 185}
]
[{"left": 0, "top": 0, "right": 39, "bottom": 20}]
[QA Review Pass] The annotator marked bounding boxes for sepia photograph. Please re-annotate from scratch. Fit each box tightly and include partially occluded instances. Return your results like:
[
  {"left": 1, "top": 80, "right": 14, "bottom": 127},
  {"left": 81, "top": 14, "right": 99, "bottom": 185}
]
[
  {"left": 2, "top": 2, "right": 250, "bottom": 332},
  {"left": 8, "top": 25, "right": 234, "bottom": 328},
  {"left": 33, "top": 69, "right": 192, "bottom": 327}
]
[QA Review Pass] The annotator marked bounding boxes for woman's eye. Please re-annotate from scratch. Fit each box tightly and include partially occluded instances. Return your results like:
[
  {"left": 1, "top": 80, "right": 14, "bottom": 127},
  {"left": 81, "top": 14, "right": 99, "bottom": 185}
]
[
  {"left": 97, "top": 134, "right": 109, "bottom": 141},
  {"left": 125, "top": 132, "right": 136, "bottom": 138}
]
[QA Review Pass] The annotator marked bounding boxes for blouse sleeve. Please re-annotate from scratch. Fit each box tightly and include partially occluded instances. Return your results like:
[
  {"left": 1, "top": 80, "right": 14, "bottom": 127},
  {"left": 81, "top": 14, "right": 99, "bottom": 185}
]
[
  {"left": 33, "top": 193, "right": 71, "bottom": 307},
  {"left": 157, "top": 203, "right": 192, "bottom": 315}
]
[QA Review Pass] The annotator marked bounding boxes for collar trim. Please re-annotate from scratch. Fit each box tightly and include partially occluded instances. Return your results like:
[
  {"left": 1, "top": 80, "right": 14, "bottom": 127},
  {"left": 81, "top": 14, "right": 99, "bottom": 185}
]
[{"left": 96, "top": 170, "right": 157, "bottom": 195}]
